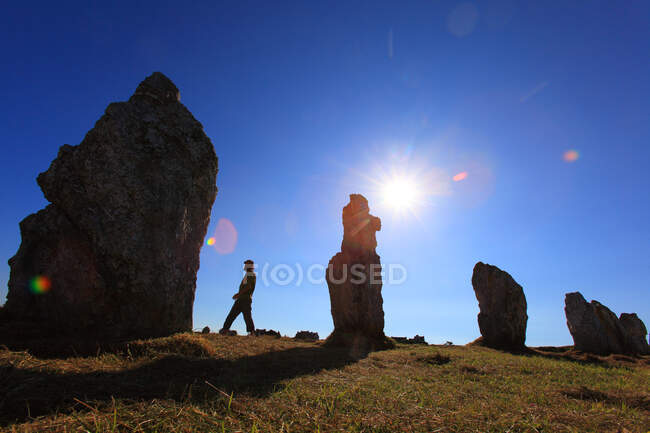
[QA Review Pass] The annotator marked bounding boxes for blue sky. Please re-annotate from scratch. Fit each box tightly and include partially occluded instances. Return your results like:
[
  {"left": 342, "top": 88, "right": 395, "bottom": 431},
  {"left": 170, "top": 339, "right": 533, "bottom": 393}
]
[{"left": 1, "top": 1, "right": 648, "bottom": 345}]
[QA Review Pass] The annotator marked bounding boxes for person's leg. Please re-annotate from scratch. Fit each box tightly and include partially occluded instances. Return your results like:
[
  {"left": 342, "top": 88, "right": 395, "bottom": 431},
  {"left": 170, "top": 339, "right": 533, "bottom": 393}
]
[
  {"left": 221, "top": 301, "right": 241, "bottom": 331},
  {"left": 242, "top": 303, "right": 255, "bottom": 333}
]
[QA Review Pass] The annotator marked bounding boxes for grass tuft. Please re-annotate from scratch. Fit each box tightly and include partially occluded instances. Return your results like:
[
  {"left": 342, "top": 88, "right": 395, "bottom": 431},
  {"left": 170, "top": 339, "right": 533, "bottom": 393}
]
[{"left": 123, "top": 333, "right": 218, "bottom": 358}]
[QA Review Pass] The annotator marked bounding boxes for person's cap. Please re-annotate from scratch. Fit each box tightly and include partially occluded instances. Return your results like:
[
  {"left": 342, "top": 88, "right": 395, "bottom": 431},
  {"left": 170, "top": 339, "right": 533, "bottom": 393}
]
[{"left": 244, "top": 259, "right": 254, "bottom": 266}]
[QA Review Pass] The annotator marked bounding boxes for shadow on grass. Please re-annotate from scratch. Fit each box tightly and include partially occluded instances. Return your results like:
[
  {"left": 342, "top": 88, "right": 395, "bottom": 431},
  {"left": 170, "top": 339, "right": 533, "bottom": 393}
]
[
  {"left": 0, "top": 345, "right": 362, "bottom": 425},
  {"left": 468, "top": 337, "right": 649, "bottom": 368},
  {"left": 525, "top": 347, "right": 650, "bottom": 369},
  {"left": 561, "top": 385, "right": 650, "bottom": 411}
]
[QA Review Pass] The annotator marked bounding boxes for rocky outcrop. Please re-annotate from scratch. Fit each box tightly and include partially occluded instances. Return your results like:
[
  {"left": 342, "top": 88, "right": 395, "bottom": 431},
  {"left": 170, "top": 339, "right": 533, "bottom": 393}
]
[
  {"left": 294, "top": 331, "right": 319, "bottom": 341},
  {"left": 565, "top": 292, "right": 648, "bottom": 355},
  {"left": 392, "top": 335, "right": 427, "bottom": 345},
  {"left": 255, "top": 329, "right": 281, "bottom": 338},
  {"left": 471, "top": 262, "right": 528, "bottom": 351},
  {"left": 564, "top": 293, "right": 625, "bottom": 354},
  {"left": 325, "top": 194, "right": 392, "bottom": 351},
  {"left": 3, "top": 72, "right": 218, "bottom": 340},
  {"left": 219, "top": 330, "right": 237, "bottom": 336},
  {"left": 620, "top": 313, "right": 649, "bottom": 355}
]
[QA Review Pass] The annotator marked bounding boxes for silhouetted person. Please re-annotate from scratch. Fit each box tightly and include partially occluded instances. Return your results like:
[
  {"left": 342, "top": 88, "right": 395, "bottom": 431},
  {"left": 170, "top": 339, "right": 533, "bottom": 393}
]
[{"left": 219, "top": 259, "right": 256, "bottom": 335}]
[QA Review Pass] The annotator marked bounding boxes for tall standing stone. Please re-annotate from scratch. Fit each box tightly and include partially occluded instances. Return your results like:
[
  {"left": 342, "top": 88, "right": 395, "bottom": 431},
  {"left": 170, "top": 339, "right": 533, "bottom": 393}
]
[
  {"left": 325, "top": 194, "right": 392, "bottom": 351},
  {"left": 3, "top": 72, "right": 218, "bottom": 340},
  {"left": 471, "top": 262, "right": 528, "bottom": 351}
]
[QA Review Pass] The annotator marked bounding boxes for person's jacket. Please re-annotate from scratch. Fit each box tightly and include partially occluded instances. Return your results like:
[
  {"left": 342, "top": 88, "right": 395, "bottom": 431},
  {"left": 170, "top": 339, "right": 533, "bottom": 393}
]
[{"left": 235, "top": 272, "right": 256, "bottom": 302}]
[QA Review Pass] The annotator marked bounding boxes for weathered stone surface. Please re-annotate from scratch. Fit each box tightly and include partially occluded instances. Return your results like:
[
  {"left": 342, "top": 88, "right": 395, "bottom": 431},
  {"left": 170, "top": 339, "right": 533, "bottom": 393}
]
[
  {"left": 3, "top": 72, "right": 218, "bottom": 340},
  {"left": 563, "top": 292, "right": 647, "bottom": 355},
  {"left": 325, "top": 194, "right": 392, "bottom": 351},
  {"left": 620, "top": 313, "right": 649, "bottom": 355},
  {"left": 471, "top": 262, "right": 528, "bottom": 351},
  {"left": 294, "top": 330, "right": 319, "bottom": 341},
  {"left": 564, "top": 293, "right": 625, "bottom": 354}
]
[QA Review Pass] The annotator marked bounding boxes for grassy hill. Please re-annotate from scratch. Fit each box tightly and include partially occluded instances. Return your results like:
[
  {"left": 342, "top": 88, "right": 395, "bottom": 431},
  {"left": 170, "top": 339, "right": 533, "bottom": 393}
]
[{"left": 0, "top": 333, "right": 648, "bottom": 432}]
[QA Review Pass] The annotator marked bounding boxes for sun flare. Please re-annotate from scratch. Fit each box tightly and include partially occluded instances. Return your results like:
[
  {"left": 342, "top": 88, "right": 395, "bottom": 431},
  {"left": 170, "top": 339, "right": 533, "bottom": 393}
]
[
  {"left": 360, "top": 152, "right": 452, "bottom": 221},
  {"left": 381, "top": 177, "right": 419, "bottom": 209}
]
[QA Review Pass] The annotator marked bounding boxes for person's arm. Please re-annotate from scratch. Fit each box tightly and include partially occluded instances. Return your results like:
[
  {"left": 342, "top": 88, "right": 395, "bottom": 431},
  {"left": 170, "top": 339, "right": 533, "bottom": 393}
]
[
  {"left": 232, "top": 278, "right": 244, "bottom": 299},
  {"left": 233, "top": 275, "right": 255, "bottom": 299}
]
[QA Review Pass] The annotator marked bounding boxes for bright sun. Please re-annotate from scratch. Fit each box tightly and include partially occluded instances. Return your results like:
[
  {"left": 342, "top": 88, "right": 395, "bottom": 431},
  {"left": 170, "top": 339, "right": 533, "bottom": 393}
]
[{"left": 381, "top": 177, "right": 419, "bottom": 209}]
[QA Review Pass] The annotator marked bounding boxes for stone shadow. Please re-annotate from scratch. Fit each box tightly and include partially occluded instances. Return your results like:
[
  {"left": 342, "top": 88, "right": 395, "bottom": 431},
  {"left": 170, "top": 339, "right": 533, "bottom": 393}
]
[
  {"left": 468, "top": 339, "right": 649, "bottom": 367},
  {"left": 0, "top": 345, "right": 362, "bottom": 425},
  {"left": 524, "top": 346, "right": 649, "bottom": 368}
]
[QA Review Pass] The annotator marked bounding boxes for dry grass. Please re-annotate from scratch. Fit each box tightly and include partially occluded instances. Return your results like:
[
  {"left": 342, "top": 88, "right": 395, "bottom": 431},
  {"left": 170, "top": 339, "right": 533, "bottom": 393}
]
[{"left": 0, "top": 333, "right": 648, "bottom": 432}]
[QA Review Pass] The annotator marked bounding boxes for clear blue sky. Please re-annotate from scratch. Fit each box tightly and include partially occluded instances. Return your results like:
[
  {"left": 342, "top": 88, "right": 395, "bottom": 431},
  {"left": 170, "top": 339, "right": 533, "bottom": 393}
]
[{"left": 1, "top": 1, "right": 648, "bottom": 345}]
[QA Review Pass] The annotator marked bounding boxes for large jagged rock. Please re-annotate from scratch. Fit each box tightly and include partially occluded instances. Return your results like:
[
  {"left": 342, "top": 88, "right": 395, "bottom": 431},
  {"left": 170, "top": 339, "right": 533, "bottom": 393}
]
[
  {"left": 3, "top": 72, "right": 218, "bottom": 340},
  {"left": 325, "top": 194, "right": 392, "bottom": 352},
  {"left": 471, "top": 262, "right": 528, "bottom": 351},
  {"left": 619, "top": 313, "right": 649, "bottom": 355},
  {"left": 565, "top": 292, "right": 648, "bottom": 355},
  {"left": 564, "top": 292, "right": 625, "bottom": 355}
]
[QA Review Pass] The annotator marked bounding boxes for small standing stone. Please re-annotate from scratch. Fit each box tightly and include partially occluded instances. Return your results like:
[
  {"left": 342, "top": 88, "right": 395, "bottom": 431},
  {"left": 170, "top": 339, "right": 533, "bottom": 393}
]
[{"left": 619, "top": 313, "right": 649, "bottom": 355}]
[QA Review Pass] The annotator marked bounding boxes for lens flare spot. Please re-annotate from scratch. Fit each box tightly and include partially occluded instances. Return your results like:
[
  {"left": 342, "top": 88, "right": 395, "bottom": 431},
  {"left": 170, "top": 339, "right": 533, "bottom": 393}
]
[
  {"left": 453, "top": 171, "right": 468, "bottom": 182},
  {"left": 563, "top": 150, "right": 579, "bottom": 162},
  {"left": 206, "top": 237, "right": 215, "bottom": 246},
  {"left": 447, "top": 2, "right": 479, "bottom": 37},
  {"left": 210, "top": 218, "right": 238, "bottom": 255},
  {"left": 29, "top": 275, "right": 51, "bottom": 294}
]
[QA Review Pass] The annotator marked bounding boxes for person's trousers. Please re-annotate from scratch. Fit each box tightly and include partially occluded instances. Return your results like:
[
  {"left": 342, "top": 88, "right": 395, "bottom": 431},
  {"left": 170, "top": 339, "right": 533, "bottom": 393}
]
[{"left": 222, "top": 299, "right": 255, "bottom": 332}]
